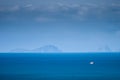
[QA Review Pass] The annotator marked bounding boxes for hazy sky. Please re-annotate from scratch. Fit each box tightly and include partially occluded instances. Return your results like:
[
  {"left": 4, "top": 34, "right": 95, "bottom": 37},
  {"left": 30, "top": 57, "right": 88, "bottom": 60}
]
[{"left": 0, "top": 0, "right": 120, "bottom": 52}]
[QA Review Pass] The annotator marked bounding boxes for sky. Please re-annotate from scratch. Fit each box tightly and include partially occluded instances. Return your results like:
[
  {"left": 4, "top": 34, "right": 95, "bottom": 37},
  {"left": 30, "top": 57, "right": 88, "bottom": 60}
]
[{"left": 0, "top": 0, "right": 120, "bottom": 52}]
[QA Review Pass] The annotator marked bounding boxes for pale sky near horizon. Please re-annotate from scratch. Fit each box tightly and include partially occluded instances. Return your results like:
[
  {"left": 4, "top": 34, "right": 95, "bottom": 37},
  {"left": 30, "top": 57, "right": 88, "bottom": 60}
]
[{"left": 0, "top": 0, "right": 120, "bottom": 52}]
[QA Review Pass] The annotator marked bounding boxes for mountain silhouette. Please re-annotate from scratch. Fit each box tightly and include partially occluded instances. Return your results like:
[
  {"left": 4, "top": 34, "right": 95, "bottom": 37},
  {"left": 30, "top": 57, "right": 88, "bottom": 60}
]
[
  {"left": 11, "top": 45, "right": 62, "bottom": 53},
  {"left": 32, "top": 45, "right": 62, "bottom": 52},
  {"left": 98, "top": 45, "right": 112, "bottom": 52},
  {"left": 11, "top": 48, "right": 29, "bottom": 52}
]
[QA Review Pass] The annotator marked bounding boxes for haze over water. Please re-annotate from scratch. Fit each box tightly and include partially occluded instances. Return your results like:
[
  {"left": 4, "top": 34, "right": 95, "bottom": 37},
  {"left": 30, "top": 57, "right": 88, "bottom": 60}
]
[
  {"left": 0, "top": 0, "right": 120, "bottom": 52},
  {"left": 0, "top": 0, "right": 120, "bottom": 80}
]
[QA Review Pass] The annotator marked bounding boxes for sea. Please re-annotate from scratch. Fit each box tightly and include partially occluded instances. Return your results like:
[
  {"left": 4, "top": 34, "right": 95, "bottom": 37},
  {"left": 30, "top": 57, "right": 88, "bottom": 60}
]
[{"left": 0, "top": 53, "right": 120, "bottom": 80}]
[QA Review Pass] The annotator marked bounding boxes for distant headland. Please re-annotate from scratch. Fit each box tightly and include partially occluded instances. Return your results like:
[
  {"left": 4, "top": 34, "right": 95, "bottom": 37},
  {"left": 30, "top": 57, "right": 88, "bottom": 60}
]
[{"left": 11, "top": 45, "right": 62, "bottom": 53}]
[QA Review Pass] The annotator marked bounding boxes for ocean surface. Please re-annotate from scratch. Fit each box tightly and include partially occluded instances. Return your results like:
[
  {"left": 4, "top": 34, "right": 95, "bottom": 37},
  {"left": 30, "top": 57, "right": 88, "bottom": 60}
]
[{"left": 0, "top": 53, "right": 120, "bottom": 80}]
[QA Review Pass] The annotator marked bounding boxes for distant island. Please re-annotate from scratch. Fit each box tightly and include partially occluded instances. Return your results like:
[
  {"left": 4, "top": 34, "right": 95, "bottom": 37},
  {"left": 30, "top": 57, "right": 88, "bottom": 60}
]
[
  {"left": 98, "top": 45, "right": 112, "bottom": 52},
  {"left": 11, "top": 45, "right": 62, "bottom": 53}
]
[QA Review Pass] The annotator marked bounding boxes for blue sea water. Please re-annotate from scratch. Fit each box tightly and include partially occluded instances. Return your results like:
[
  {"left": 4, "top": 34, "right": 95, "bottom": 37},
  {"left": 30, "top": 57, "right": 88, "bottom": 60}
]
[{"left": 0, "top": 53, "right": 120, "bottom": 80}]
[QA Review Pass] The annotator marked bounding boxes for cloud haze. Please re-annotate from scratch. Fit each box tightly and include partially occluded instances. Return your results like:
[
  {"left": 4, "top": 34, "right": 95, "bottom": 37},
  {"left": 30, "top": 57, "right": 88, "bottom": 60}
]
[{"left": 0, "top": 0, "right": 120, "bottom": 52}]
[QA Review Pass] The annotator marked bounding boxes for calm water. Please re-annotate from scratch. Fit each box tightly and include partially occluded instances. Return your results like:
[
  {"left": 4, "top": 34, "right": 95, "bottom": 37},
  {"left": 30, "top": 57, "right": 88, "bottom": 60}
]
[{"left": 0, "top": 53, "right": 120, "bottom": 80}]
